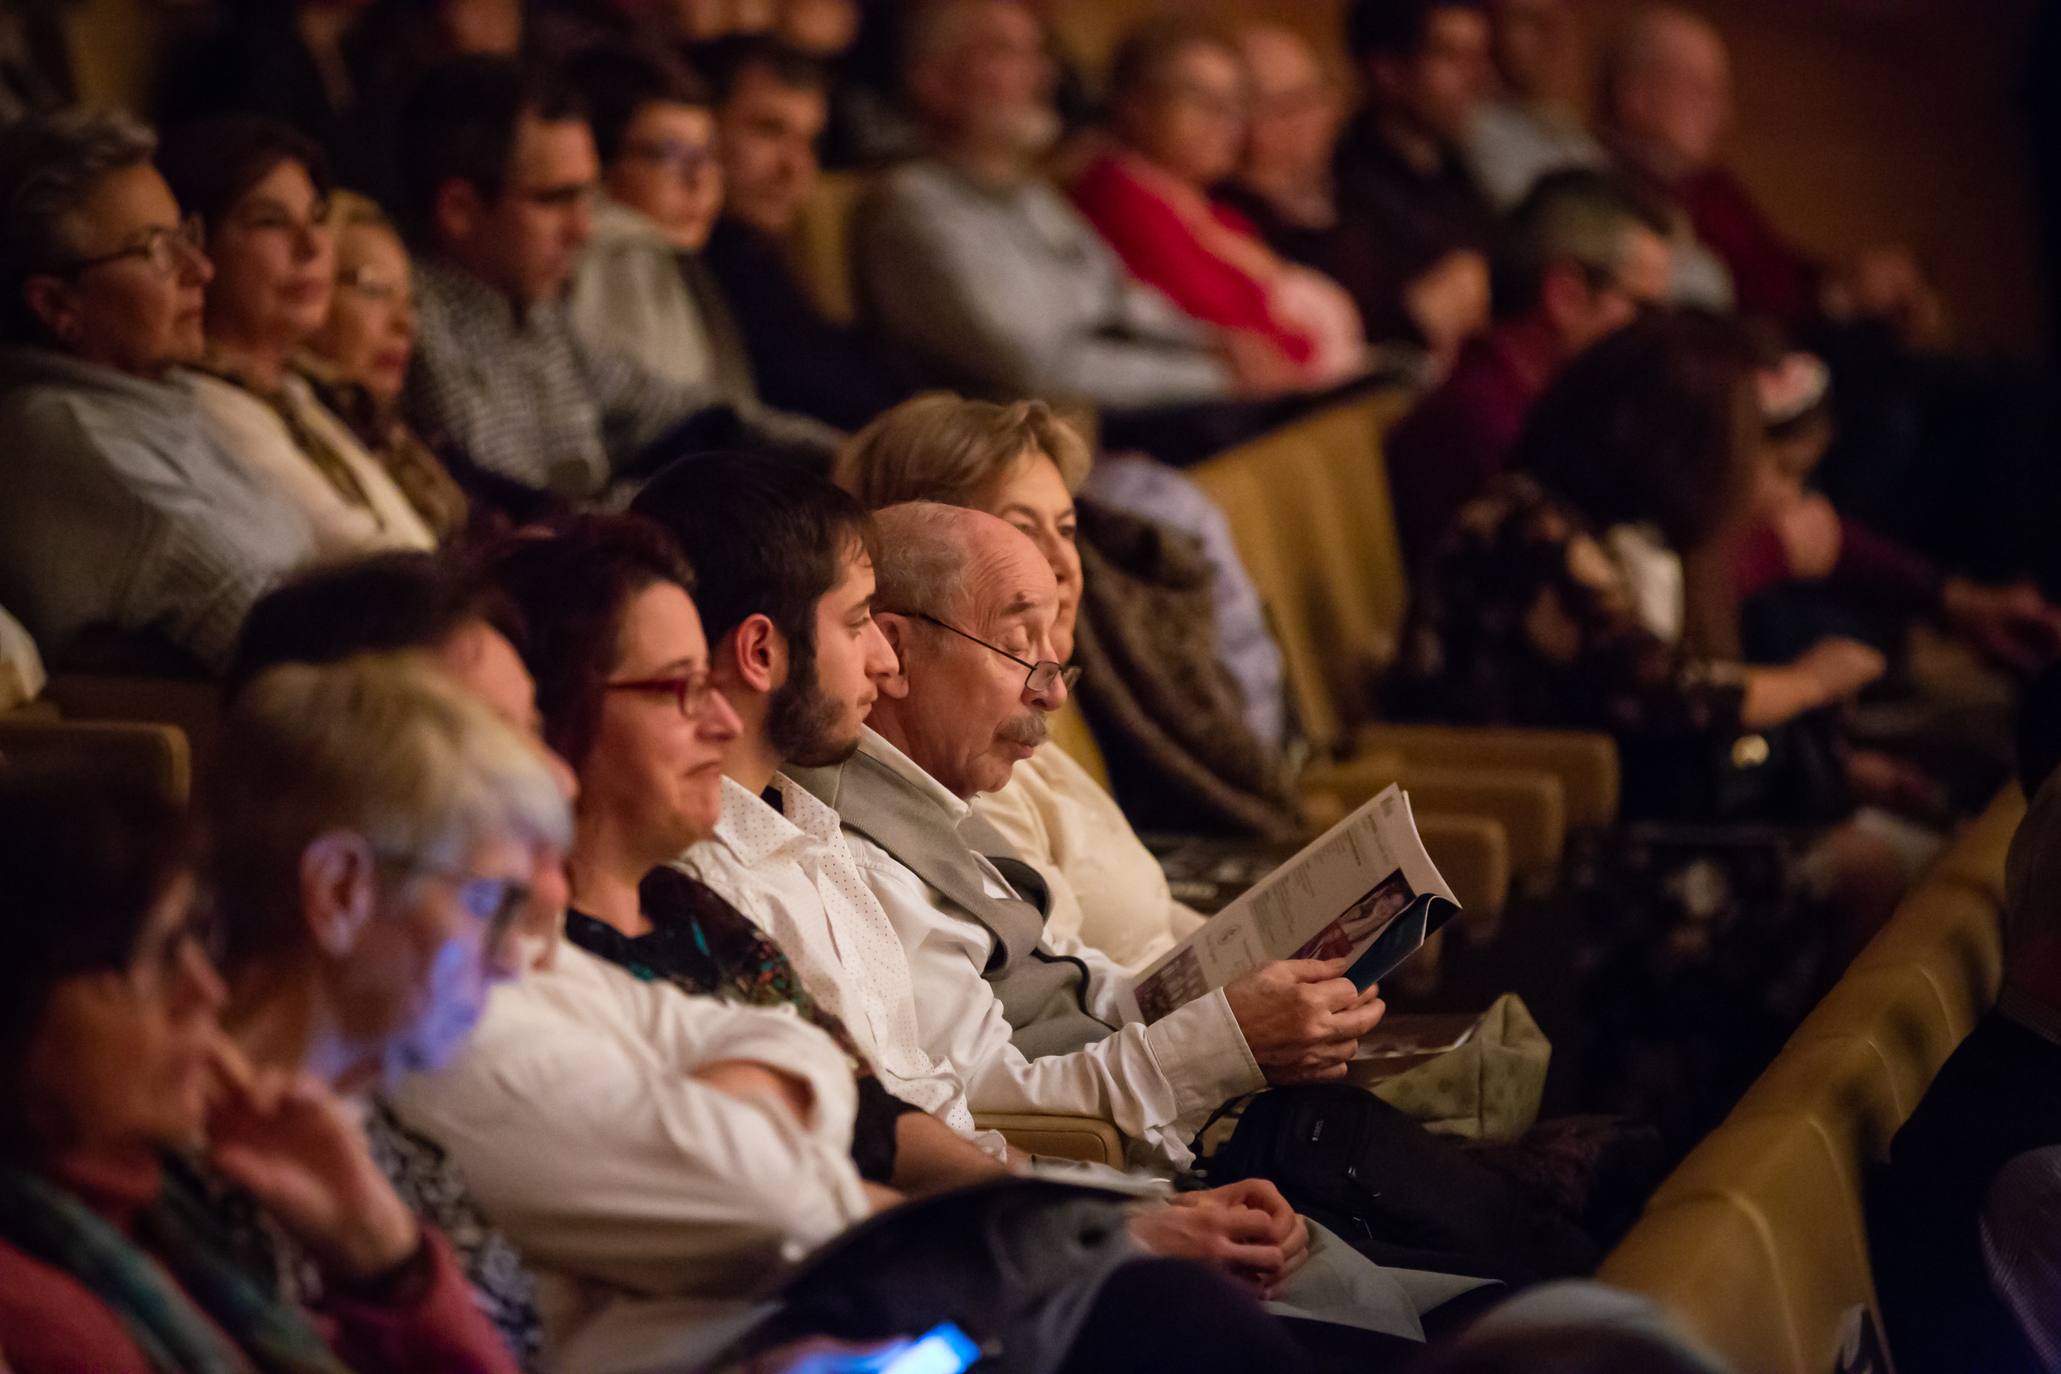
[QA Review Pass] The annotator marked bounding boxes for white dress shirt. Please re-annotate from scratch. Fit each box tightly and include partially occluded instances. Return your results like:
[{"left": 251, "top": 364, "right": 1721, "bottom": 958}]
[
  {"left": 841, "top": 728, "right": 1264, "bottom": 1171},
  {"left": 387, "top": 943, "right": 871, "bottom": 1363},
  {"left": 686, "top": 774, "right": 988, "bottom": 1141}
]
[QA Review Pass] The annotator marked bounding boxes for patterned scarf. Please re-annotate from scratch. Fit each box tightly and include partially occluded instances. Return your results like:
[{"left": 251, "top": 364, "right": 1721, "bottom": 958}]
[
  {"left": 0, "top": 1157, "right": 352, "bottom": 1374},
  {"left": 566, "top": 865, "right": 869, "bottom": 1072}
]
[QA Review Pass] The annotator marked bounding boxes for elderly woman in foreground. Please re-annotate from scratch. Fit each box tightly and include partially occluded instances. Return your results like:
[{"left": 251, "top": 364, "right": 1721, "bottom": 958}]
[{"left": 0, "top": 674, "right": 551, "bottom": 1373}]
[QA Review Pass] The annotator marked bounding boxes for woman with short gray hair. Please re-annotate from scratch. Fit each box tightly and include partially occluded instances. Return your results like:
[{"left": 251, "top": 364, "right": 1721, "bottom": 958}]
[{"left": 0, "top": 108, "right": 319, "bottom": 672}]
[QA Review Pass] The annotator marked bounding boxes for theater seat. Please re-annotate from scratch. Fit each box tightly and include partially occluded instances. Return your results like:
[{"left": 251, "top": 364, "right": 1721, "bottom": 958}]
[
  {"left": 0, "top": 717, "right": 192, "bottom": 804},
  {"left": 787, "top": 170, "right": 874, "bottom": 326},
  {"left": 1188, "top": 390, "right": 1613, "bottom": 886},
  {"left": 975, "top": 1113, "right": 1126, "bottom": 1167},
  {"left": 1600, "top": 785, "right": 2022, "bottom": 1374},
  {"left": 41, "top": 672, "right": 222, "bottom": 790}
]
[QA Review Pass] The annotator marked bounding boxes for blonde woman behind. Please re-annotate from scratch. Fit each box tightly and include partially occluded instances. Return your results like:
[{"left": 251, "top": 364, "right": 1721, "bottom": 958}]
[{"left": 837, "top": 393, "right": 1206, "bottom": 968}]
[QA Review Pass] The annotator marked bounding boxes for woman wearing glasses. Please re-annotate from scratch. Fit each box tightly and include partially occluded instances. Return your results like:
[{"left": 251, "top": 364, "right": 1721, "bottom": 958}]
[
  {"left": 561, "top": 46, "right": 751, "bottom": 393},
  {"left": 0, "top": 109, "right": 321, "bottom": 673},
  {"left": 1070, "top": 21, "right": 1367, "bottom": 391},
  {"left": 0, "top": 661, "right": 563, "bottom": 1372},
  {"left": 159, "top": 113, "right": 440, "bottom": 557},
  {"left": 837, "top": 393, "right": 1211, "bottom": 971}
]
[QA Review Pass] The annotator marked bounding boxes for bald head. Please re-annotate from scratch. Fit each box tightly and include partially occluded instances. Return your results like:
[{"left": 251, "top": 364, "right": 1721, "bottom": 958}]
[
  {"left": 1602, "top": 6, "right": 1731, "bottom": 176},
  {"left": 1238, "top": 24, "right": 1345, "bottom": 187},
  {"left": 905, "top": 0, "right": 1058, "bottom": 164},
  {"left": 869, "top": 502, "right": 1066, "bottom": 798}
]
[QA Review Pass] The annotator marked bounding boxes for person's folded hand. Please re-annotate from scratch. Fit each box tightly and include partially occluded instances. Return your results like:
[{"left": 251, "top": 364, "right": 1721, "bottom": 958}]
[{"left": 1225, "top": 959, "right": 1386, "bottom": 1083}]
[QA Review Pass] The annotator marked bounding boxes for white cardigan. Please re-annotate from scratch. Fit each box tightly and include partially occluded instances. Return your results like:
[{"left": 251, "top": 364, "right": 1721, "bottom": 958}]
[{"left": 192, "top": 370, "right": 435, "bottom": 557}]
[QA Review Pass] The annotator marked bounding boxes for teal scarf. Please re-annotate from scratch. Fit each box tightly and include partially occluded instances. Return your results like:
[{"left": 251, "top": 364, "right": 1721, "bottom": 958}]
[{"left": 0, "top": 1158, "right": 353, "bottom": 1374}]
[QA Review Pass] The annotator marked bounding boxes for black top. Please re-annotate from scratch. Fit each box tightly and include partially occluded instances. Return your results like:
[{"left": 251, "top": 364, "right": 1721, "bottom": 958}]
[
  {"left": 1332, "top": 116, "right": 1498, "bottom": 281},
  {"left": 701, "top": 215, "right": 913, "bottom": 431}
]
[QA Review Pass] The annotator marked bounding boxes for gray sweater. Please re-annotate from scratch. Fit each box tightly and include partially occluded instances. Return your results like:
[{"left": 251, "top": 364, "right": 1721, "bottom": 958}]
[
  {"left": 854, "top": 159, "right": 1233, "bottom": 410},
  {"left": 0, "top": 346, "right": 319, "bottom": 671}
]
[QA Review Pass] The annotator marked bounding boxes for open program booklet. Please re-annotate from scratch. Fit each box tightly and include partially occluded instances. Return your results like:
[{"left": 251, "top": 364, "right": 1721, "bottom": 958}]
[{"left": 1134, "top": 786, "right": 1459, "bottom": 1025}]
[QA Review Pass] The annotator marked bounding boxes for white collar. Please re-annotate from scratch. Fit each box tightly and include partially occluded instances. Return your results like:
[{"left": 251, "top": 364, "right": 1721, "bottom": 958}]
[
  {"left": 857, "top": 726, "right": 972, "bottom": 823},
  {"left": 710, "top": 771, "right": 849, "bottom": 863}
]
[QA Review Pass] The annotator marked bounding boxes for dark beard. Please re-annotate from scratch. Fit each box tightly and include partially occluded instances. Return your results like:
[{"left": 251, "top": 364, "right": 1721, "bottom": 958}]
[{"left": 768, "top": 667, "right": 859, "bottom": 768}]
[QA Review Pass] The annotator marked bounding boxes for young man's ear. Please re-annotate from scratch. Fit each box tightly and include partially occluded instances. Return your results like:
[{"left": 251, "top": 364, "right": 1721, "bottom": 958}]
[
  {"left": 872, "top": 612, "right": 914, "bottom": 701},
  {"left": 298, "top": 830, "right": 380, "bottom": 960},
  {"left": 723, "top": 613, "right": 788, "bottom": 696}
]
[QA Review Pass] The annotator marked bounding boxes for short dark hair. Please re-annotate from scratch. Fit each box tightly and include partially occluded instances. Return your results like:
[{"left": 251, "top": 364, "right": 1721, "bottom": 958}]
[
  {"left": 1517, "top": 309, "right": 1760, "bottom": 551},
  {"left": 224, "top": 552, "right": 524, "bottom": 703},
  {"left": 1348, "top": 0, "right": 1486, "bottom": 62},
  {"left": 562, "top": 43, "right": 713, "bottom": 167},
  {"left": 157, "top": 113, "right": 332, "bottom": 237},
  {"left": 1494, "top": 168, "right": 1670, "bottom": 318},
  {"left": 0, "top": 772, "right": 191, "bottom": 1123},
  {"left": 632, "top": 452, "right": 879, "bottom": 663},
  {"left": 700, "top": 34, "right": 832, "bottom": 105},
  {"left": 0, "top": 108, "right": 159, "bottom": 344},
  {"left": 484, "top": 516, "right": 695, "bottom": 768},
  {"left": 399, "top": 55, "right": 587, "bottom": 233}
]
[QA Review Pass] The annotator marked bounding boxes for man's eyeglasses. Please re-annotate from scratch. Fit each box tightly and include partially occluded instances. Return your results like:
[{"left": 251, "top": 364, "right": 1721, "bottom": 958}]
[
  {"left": 381, "top": 854, "right": 534, "bottom": 956},
  {"left": 903, "top": 611, "right": 1080, "bottom": 697},
  {"left": 605, "top": 671, "right": 720, "bottom": 722},
  {"left": 622, "top": 137, "right": 718, "bottom": 182},
  {"left": 43, "top": 216, "right": 207, "bottom": 279}
]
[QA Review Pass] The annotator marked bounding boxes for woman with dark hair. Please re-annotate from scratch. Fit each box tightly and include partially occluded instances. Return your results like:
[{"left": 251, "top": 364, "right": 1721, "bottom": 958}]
[
  {"left": 1396, "top": 310, "right": 1920, "bottom": 1140},
  {"left": 160, "top": 114, "right": 441, "bottom": 555},
  {"left": 0, "top": 769, "right": 524, "bottom": 1371}
]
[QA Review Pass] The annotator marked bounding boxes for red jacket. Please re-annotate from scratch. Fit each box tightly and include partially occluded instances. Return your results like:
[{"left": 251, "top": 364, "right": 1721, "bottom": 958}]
[{"left": 1070, "top": 151, "right": 1318, "bottom": 367}]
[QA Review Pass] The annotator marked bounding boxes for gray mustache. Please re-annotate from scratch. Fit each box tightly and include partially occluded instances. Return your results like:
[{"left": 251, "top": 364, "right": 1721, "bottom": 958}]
[{"left": 998, "top": 713, "right": 1049, "bottom": 748}]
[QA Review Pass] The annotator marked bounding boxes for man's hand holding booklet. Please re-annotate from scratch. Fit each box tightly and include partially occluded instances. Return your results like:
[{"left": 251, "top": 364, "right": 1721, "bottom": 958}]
[{"left": 1134, "top": 787, "right": 1459, "bottom": 1025}]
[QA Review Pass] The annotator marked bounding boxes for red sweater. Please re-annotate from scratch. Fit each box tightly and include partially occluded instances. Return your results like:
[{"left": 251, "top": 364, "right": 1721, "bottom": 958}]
[
  {"left": 1070, "top": 152, "right": 1318, "bottom": 367},
  {"left": 0, "top": 1157, "right": 519, "bottom": 1374}
]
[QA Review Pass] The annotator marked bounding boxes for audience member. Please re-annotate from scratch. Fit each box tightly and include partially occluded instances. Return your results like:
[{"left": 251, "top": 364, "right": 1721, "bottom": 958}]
[
  {"left": 1224, "top": 22, "right": 1486, "bottom": 366},
  {"left": 853, "top": 0, "right": 1252, "bottom": 410},
  {"left": 209, "top": 653, "right": 571, "bottom": 1366},
  {"left": 1335, "top": 0, "right": 1499, "bottom": 306},
  {"left": 697, "top": 37, "right": 912, "bottom": 429},
  {"left": 1395, "top": 311, "right": 1917, "bottom": 1132},
  {"left": 397, "top": 56, "right": 832, "bottom": 500},
  {"left": 1465, "top": 0, "right": 1605, "bottom": 209},
  {"left": 0, "top": 766, "right": 523, "bottom": 1372},
  {"left": 1599, "top": 6, "right": 1938, "bottom": 335},
  {"left": 1874, "top": 772, "right": 2061, "bottom": 1374},
  {"left": 1072, "top": 21, "right": 1367, "bottom": 389},
  {"left": 160, "top": 114, "right": 439, "bottom": 556},
  {"left": 563, "top": 46, "right": 743, "bottom": 388},
  {"left": 298, "top": 192, "right": 479, "bottom": 541},
  {"left": 0, "top": 109, "right": 319, "bottom": 673},
  {"left": 843, "top": 395, "right": 1298, "bottom": 837},
  {"left": 1385, "top": 168, "right": 1671, "bottom": 568},
  {"left": 834, "top": 394, "right": 1211, "bottom": 967}
]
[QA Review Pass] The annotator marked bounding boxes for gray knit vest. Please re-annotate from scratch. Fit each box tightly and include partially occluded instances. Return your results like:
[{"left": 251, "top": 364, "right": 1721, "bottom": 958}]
[{"left": 787, "top": 750, "right": 1117, "bottom": 1059}]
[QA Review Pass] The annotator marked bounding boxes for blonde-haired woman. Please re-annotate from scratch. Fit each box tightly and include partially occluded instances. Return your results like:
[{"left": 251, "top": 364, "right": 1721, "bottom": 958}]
[
  {"left": 838, "top": 393, "right": 1212, "bottom": 967},
  {"left": 298, "top": 190, "right": 474, "bottom": 540}
]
